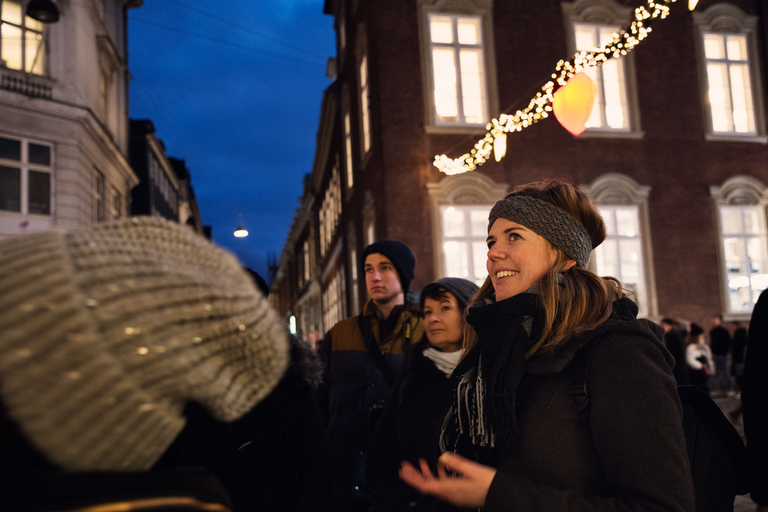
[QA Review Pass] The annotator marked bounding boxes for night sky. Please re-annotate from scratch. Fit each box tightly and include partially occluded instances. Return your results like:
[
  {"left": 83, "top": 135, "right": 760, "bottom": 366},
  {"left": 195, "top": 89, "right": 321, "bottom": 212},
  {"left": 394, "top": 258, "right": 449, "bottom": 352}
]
[{"left": 128, "top": 0, "right": 335, "bottom": 281}]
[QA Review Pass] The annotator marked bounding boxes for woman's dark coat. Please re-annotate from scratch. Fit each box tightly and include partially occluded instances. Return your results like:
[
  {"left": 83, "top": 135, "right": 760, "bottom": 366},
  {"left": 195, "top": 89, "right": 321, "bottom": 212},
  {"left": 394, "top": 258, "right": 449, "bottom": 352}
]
[
  {"left": 368, "top": 340, "right": 454, "bottom": 511},
  {"left": 461, "top": 297, "right": 694, "bottom": 512}
]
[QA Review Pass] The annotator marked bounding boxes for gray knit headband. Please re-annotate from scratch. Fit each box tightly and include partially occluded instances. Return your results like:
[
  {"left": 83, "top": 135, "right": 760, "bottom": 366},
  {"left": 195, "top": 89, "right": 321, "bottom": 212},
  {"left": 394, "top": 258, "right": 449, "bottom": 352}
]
[{"left": 488, "top": 195, "right": 593, "bottom": 268}]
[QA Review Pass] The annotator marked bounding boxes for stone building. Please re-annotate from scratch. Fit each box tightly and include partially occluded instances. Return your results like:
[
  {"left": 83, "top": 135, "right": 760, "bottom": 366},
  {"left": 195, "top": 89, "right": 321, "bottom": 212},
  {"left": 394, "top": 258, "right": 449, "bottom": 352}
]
[
  {"left": 0, "top": 0, "right": 141, "bottom": 237},
  {"left": 272, "top": 0, "right": 768, "bottom": 337}
]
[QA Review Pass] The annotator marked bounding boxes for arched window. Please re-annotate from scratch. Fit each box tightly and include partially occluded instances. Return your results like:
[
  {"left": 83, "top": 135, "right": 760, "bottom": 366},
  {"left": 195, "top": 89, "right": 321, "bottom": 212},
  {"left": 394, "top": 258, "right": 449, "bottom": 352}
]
[
  {"left": 427, "top": 172, "right": 507, "bottom": 285},
  {"left": 693, "top": 4, "right": 767, "bottom": 142},
  {"left": 586, "top": 174, "right": 656, "bottom": 318},
  {"left": 710, "top": 175, "right": 768, "bottom": 316}
]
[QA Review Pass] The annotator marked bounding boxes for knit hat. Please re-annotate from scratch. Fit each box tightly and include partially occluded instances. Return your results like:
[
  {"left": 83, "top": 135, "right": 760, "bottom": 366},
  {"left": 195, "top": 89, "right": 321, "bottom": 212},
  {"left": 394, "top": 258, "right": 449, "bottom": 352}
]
[
  {"left": 0, "top": 217, "right": 289, "bottom": 472},
  {"left": 361, "top": 240, "right": 416, "bottom": 295},
  {"left": 488, "top": 195, "right": 593, "bottom": 268},
  {"left": 420, "top": 277, "right": 479, "bottom": 312}
]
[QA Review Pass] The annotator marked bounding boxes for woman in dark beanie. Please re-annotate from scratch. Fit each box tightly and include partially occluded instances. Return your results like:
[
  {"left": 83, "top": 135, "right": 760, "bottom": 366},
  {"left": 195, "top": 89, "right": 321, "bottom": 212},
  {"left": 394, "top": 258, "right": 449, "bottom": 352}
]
[
  {"left": 368, "top": 278, "right": 478, "bottom": 512},
  {"left": 400, "top": 178, "right": 694, "bottom": 512}
]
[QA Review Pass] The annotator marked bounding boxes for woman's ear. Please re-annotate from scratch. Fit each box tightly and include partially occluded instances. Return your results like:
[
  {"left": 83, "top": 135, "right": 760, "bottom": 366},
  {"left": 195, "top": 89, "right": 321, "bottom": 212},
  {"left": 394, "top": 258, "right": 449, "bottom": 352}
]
[{"left": 561, "top": 259, "right": 577, "bottom": 272}]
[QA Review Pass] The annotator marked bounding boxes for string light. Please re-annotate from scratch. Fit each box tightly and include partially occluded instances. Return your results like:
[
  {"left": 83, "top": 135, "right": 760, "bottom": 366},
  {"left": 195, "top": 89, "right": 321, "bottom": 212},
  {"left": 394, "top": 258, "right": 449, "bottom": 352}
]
[{"left": 434, "top": 0, "right": 689, "bottom": 175}]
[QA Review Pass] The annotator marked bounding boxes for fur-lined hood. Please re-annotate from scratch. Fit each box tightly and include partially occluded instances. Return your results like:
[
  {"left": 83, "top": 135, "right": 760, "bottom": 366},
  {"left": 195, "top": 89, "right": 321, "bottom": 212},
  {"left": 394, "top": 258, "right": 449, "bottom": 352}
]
[{"left": 288, "top": 335, "right": 324, "bottom": 390}]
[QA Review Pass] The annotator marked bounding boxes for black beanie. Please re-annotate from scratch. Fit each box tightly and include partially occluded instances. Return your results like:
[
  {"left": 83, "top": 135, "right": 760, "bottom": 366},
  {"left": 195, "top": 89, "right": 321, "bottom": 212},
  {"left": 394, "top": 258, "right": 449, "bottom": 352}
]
[
  {"left": 361, "top": 240, "right": 416, "bottom": 295},
  {"left": 420, "top": 277, "right": 479, "bottom": 313}
]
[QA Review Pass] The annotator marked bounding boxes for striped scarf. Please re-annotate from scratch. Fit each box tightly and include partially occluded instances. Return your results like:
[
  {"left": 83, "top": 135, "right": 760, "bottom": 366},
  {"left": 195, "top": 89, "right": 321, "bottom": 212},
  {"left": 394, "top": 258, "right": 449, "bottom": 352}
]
[{"left": 439, "top": 293, "right": 541, "bottom": 464}]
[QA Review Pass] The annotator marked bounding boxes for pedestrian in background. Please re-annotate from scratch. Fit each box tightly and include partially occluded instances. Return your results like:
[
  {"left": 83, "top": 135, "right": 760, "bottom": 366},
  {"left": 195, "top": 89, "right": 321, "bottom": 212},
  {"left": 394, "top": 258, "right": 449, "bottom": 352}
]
[
  {"left": 686, "top": 323, "right": 715, "bottom": 394},
  {"left": 744, "top": 289, "right": 768, "bottom": 512},
  {"left": 399, "top": 178, "right": 693, "bottom": 512},
  {"left": 661, "top": 317, "right": 689, "bottom": 385},
  {"left": 710, "top": 315, "right": 734, "bottom": 395},
  {"left": 368, "top": 277, "right": 478, "bottom": 512},
  {"left": 318, "top": 240, "right": 425, "bottom": 512}
]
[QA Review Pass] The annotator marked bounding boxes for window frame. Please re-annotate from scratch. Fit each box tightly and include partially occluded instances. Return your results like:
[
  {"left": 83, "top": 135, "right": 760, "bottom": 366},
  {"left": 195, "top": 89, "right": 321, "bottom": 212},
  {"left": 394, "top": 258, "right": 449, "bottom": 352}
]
[
  {"left": 0, "top": 0, "right": 47, "bottom": 75},
  {"left": 0, "top": 134, "right": 52, "bottom": 216},
  {"left": 693, "top": 4, "right": 767, "bottom": 143},
  {"left": 417, "top": 0, "right": 498, "bottom": 134},
  {"left": 586, "top": 173, "right": 657, "bottom": 319},
  {"left": 427, "top": 172, "right": 508, "bottom": 281},
  {"left": 562, "top": 0, "right": 643, "bottom": 139},
  {"left": 710, "top": 175, "right": 768, "bottom": 319},
  {"left": 356, "top": 25, "right": 372, "bottom": 160}
]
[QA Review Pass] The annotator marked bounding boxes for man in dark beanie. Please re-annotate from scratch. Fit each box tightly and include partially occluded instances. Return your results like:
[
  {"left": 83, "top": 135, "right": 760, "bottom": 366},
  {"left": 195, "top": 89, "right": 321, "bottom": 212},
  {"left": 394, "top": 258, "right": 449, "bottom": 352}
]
[{"left": 318, "top": 240, "right": 425, "bottom": 512}]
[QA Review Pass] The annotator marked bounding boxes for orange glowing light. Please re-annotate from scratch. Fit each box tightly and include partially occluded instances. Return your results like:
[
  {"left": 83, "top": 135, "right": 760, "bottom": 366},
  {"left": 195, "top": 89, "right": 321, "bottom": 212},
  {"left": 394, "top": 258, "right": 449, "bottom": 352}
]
[{"left": 552, "top": 72, "right": 596, "bottom": 136}]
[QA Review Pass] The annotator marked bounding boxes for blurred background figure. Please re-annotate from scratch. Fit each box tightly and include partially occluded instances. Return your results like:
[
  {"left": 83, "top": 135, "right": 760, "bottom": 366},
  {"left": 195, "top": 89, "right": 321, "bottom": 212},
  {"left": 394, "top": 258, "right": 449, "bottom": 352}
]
[
  {"left": 686, "top": 323, "right": 715, "bottom": 394},
  {"left": 0, "top": 217, "right": 290, "bottom": 512},
  {"left": 710, "top": 315, "right": 734, "bottom": 396},
  {"left": 661, "top": 317, "right": 689, "bottom": 385},
  {"left": 368, "top": 277, "right": 478, "bottom": 512}
]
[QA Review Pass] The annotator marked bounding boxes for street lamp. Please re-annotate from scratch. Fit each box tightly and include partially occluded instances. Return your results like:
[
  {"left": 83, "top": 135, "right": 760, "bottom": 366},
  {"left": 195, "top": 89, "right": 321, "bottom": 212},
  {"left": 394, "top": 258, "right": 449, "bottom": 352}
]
[
  {"left": 234, "top": 212, "right": 248, "bottom": 237},
  {"left": 26, "top": 0, "right": 60, "bottom": 23}
]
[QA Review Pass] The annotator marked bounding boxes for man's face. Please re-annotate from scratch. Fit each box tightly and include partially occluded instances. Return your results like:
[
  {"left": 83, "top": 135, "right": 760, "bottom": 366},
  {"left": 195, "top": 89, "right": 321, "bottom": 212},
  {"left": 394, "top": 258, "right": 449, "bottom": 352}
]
[{"left": 364, "top": 253, "right": 403, "bottom": 304}]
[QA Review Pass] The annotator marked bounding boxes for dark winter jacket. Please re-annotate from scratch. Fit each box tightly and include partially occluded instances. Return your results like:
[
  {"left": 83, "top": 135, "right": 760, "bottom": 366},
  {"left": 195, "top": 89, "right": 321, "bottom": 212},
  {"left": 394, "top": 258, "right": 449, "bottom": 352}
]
[
  {"left": 452, "top": 297, "right": 695, "bottom": 512},
  {"left": 156, "top": 335, "right": 332, "bottom": 512},
  {"left": 317, "top": 300, "right": 425, "bottom": 497},
  {"left": 709, "top": 325, "right": 731, "bottom": 355},
  {"left": 368, "top": 340, "right": 453, "bottom": 511},
  {"left": 664, "top": 329, "right": 690, "bottom": 385},
  {"left": 744, "top": 289, "right": 768, "bottom": 506}
]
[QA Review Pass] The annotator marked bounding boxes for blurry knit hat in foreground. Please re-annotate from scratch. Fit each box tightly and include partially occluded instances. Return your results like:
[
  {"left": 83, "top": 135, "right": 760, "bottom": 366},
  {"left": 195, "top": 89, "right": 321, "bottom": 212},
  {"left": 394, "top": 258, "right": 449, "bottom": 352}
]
[{"left": 0, "top": 217, "right": 289, "bottom": 472}]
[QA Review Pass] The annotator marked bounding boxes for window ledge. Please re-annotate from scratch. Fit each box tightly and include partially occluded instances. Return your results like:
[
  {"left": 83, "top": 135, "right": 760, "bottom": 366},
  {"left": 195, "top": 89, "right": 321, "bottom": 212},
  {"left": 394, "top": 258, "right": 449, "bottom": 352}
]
[
  {"left": 705, "top": 133, "right": 768, "bottom": 144},
  {"left": 425, "top": 124, "right": 490, "bottom": 136},
  {"left": 0, "top": 67, "right": 53, "bottom": 99},
  {"left": 576, "top": 129, "right": 645, "bottom": 140}
]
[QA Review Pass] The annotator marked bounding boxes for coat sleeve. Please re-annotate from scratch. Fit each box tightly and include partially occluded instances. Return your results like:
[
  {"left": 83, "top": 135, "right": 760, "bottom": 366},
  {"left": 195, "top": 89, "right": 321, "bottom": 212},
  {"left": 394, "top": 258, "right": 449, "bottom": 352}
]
[
  {"left": 484, "top": 333, "right": 694, "bottom": 512},
  {"left": 744, "top": 289, "right": 768, "bottom": 505}
]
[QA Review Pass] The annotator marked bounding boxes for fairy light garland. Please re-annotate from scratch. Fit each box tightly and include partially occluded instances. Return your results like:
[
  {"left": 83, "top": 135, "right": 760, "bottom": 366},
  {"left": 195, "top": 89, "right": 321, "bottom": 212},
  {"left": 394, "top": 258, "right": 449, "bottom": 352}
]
[{"left": 434, "top": 0, "right": 682, "bottom": 175}]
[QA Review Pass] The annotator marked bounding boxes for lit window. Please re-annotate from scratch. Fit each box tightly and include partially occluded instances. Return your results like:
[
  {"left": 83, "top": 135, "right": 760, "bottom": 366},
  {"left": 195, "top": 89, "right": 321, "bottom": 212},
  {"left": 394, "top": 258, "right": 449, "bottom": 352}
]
[
  {"left": 441, "top": 205, "right": 490, "bottom": 286},
  {"left": 344, "top": 109, "right": 354, "bottom": 188},
  {"left": 428, "top": 14, "right": 487, "bottom": 126},
  {"left": 323, "top": 268, "right": 346, "bottom": 330},
  {"left": 594, "top": 206, "right": 647, "bottom": 313},
  {"left": 358, "top": 27, "right": 371, "bottom": 155},
  {"left": 694, "top": 5, "right": 765, "bottom": 141},
  {"left": 587, "top": 174, "right": 655, "bottom": 318},
  {"left": 574, "top": 24, "right": 629, "bottom": 131},
  {"left": 711, "top": 176, "right": 768, "bottom": 316},
  {"left": 319, "top": 166, "right": 342, "bottom": 256},
  {"left": 719, "top": 206, "right": 768, "bottom": 312},
  {"left": 0, "top": 135, "right": 51, "bottom": 215},
  {"left": 0, "top": 0, "right": 45, "bottom": 75},
  {"left": 702, "top": 33, "right": 755, "bottom": 134}
]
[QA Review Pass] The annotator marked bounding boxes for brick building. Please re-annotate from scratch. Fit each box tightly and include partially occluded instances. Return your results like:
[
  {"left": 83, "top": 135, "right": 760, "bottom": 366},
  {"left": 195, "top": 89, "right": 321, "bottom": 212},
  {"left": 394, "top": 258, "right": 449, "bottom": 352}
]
[{"left": 272, "top": 0, "right": 768, "bottom": 338}]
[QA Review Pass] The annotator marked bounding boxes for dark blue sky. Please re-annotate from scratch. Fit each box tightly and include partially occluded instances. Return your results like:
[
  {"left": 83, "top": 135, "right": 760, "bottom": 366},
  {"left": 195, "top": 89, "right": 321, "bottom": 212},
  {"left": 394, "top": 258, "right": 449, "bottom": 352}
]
[{"left": 128, "top": 0, "right": 335, "bottom": 280}]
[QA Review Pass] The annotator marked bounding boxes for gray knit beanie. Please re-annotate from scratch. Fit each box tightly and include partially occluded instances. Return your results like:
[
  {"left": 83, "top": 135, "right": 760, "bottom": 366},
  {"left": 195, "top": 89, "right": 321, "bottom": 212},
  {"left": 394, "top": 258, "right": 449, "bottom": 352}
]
[
  {"left": 0, "top": 217, "right": 289, "bottom": 471},
  {"left": 488, "top": 195, "right": 593, "bottom": 268},
  {"left": 420, "top": 277, "right": 479, "bottom": 313}
]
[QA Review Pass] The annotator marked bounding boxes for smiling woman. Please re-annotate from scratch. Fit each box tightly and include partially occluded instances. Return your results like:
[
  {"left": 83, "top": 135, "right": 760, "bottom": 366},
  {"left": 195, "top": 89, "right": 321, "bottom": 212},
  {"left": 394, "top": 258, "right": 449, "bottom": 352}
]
[{"left": 399, "top": 178, "right": 695, "bottom": 512}]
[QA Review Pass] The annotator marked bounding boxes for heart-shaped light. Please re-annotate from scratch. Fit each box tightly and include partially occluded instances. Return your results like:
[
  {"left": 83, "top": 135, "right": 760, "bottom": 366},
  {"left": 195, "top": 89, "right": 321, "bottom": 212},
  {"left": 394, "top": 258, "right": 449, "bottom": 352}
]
[{"left": 553, "top": 72, "right": 596, "bottom": 136}]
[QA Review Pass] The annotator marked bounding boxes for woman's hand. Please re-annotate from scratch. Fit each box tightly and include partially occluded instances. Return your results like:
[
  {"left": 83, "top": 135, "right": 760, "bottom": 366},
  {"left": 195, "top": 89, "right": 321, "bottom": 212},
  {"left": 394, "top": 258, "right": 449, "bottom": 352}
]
[{"left": 399, "top": 452, "right": 497, "bottom": 509}]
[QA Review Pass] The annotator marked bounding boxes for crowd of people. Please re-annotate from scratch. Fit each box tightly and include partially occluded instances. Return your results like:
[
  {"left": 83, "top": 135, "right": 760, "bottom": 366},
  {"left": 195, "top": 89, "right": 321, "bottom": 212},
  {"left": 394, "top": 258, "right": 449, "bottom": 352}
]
[{"left": 0, "top": 178, "right": 765, "bottom": 512}]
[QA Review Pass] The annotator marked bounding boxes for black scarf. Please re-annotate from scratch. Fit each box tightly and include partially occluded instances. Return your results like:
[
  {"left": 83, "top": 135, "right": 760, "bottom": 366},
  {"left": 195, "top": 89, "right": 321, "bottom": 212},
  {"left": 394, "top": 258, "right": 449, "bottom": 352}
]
[{"left": 440, "top": 293, "right": 542, "bottom": 465}]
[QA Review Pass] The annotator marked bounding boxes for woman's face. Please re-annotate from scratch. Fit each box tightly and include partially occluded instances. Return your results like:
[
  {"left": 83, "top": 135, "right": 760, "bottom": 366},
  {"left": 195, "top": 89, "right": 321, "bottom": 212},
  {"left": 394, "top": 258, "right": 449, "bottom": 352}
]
[
  {"left": 423, "top": 293, "right": 463, "bottom": 352},
  {"left": 486, "top": 218, "right": 561, "bottom": 302}
]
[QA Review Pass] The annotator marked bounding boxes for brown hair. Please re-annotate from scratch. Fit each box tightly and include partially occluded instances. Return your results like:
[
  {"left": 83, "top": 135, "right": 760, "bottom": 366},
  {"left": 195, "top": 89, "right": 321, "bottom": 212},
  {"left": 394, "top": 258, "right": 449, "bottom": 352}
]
[{"left": 462, "top": 177, "right": 626, "bottom": 358}]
